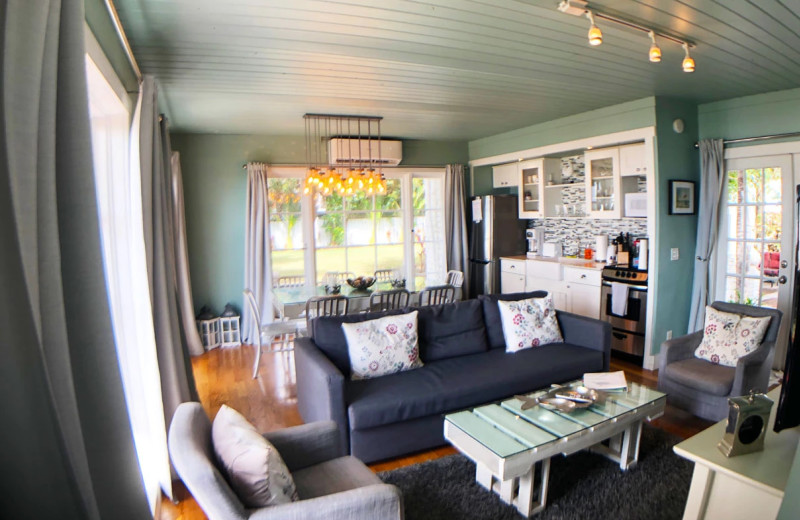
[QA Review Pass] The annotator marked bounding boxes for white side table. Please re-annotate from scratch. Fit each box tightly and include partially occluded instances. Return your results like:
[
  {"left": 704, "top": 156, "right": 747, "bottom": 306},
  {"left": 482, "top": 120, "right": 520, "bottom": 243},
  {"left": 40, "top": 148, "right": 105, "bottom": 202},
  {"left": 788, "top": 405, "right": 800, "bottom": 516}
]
[{"left": 673, "top": 387, "right": 800, "bottom": 520}]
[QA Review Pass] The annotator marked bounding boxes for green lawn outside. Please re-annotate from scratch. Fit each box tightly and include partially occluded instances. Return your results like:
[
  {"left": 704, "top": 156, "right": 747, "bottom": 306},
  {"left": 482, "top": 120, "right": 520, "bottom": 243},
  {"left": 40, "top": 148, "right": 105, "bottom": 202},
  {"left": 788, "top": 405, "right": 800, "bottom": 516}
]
[{"left": 272, "top": 245, "right": 405, "bottom": 283}]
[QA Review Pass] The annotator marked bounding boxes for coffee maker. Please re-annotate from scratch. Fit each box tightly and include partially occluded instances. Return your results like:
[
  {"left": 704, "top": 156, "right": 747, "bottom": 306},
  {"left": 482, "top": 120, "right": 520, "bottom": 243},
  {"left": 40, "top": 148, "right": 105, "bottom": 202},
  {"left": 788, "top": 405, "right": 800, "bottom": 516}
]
[{"left": 526, "top": 228, "right": 545, "bottom": 257}]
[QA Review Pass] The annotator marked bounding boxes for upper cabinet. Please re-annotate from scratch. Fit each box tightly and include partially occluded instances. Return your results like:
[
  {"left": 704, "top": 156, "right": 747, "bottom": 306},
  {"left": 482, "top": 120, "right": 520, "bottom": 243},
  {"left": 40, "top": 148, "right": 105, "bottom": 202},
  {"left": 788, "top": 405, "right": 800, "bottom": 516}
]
[
  {"left": 584, "top": 147, "right": 622, "bottom": 218},
  {"left": 619, "top": 143, "right": 647, "bottom": 177},
  {"left": 492, "top": 162, "right": 517, "bottom": 188},
  {"left": 518, "top": 158, "right": 561, "bottom": 218}
]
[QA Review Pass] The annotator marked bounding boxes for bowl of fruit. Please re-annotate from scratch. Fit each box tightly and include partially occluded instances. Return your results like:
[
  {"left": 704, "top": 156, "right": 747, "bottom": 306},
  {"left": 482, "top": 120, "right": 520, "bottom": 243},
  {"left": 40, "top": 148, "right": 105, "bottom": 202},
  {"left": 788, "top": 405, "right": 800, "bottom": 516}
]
[{"left": 346, "top": 276, "right": 376, "bottom": 291}]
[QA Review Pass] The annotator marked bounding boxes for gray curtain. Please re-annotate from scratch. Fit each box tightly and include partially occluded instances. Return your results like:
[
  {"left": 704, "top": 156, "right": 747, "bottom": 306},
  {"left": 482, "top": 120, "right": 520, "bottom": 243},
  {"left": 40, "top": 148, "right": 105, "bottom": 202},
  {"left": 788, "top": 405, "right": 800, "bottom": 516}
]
[
  {"left": 445, "top": 164, "right": 469, "bottom": 297},
  {"left": 136, "top": 76, "right": 198, "bottom": 435},
  {"left": 171, "top": 151, "right": 205, "bottom": 357},
  {"left": 688, "top": 139, "right": 726, "bottom": 331},
  {"left": 0, "top": 0, "right": 150, "bottom": 518},
  {"left": 243, "top": 162, "right": 271, "bottom": 343}
]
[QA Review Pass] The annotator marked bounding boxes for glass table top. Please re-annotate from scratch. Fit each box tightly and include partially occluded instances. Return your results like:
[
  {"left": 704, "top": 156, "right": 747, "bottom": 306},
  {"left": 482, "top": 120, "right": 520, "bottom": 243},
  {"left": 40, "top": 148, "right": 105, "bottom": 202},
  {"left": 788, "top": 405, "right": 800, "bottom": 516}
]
[{"left": 445, "top": 381, "right": 666, "bottom": 458}]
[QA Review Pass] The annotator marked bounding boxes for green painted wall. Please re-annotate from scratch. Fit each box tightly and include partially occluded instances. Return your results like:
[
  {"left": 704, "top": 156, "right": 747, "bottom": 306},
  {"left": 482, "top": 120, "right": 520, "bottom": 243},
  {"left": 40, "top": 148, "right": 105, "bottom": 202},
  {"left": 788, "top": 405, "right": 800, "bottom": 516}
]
[
  {"left": 84, "top": 0, "right": 139, "bottom": 92},
  {"left": 650, "top": 98, "right": 700, "bottom": 353},
  {"left": 699, "top": 87, "right": 800, "bottom": 141},
  {"left": 469, "top": 97, "right": 656, "bottom": 160},
  {"left": 173, "top": 134, "right": 468, "bottom": 312}
]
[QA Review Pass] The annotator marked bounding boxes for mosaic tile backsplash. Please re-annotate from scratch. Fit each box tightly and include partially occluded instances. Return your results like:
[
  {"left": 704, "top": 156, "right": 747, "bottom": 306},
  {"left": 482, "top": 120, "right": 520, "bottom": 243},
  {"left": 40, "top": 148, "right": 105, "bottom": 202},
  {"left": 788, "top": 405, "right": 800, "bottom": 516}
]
[{"left": 528, "top": 155, "right": 649, "bottom": 258}]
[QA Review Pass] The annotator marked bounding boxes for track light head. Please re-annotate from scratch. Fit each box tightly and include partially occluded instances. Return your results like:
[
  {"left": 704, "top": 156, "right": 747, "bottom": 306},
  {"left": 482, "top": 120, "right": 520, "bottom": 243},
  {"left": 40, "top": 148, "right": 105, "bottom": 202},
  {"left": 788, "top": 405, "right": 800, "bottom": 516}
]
[
  {"left": 586, "top": 11, "right": 602, "bottom": 46},
  {"left": 648, "top": 31, "right": 661, "bottom": 62},
  {"left": 682, "top": 43, "right": 695, "bottom": 72}
]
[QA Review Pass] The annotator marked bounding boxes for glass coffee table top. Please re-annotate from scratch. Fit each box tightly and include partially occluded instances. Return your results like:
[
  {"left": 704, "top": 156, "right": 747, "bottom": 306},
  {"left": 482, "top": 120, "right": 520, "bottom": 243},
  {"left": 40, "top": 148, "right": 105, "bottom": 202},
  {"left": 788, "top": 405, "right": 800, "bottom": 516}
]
[{"left": 445, "top": 381, "right": 665, "bottom": 458}]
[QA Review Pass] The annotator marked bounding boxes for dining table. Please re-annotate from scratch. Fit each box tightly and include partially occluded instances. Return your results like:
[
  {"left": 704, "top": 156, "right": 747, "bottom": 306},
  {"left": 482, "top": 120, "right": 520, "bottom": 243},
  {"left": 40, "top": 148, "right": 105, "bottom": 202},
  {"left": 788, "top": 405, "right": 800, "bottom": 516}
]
[{"left": 271, "top": 279, "right": 430, "bottom": 319}]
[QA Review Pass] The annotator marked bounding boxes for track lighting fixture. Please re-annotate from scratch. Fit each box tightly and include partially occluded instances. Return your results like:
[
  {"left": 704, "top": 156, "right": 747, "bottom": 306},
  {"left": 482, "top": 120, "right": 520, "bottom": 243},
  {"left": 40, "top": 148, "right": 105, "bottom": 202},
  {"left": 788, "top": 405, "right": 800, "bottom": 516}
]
[
  {"left": 586, "top": 11, "right": 602, "bottom": 46},
  {"left": 648, "top": 31, "right": 661, "bottom": 63},
  {"left": 557, "top": 0, "right": 695, "bottom": 72},
  {"left": 682, "top": 43, "right": 695, "bottom": 73}
]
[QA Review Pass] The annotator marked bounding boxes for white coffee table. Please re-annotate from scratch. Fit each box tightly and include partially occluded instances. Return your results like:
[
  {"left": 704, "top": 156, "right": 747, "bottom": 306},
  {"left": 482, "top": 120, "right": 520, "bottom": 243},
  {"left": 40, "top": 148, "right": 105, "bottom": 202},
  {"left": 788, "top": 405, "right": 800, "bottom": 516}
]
[{"left": 443, "top": 381, "right": 666, "bottom": 517}]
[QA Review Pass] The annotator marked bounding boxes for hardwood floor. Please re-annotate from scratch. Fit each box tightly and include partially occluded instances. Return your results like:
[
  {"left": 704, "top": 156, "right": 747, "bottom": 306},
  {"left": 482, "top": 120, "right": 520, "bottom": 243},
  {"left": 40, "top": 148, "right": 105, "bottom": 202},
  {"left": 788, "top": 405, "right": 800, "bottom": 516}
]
[{"left": 159, "top": 343, "right": 714, "bottom": 520}]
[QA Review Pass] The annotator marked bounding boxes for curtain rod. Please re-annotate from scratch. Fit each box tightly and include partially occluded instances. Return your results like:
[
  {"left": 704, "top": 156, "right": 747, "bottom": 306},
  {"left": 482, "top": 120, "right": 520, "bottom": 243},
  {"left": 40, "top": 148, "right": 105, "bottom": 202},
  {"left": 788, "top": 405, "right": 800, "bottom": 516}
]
[
  {"left": 104, "top": 0, "right": 142, "bottom": 81},
  {"left": 694, "top": 131, "right": 800, "bottom": 149}
]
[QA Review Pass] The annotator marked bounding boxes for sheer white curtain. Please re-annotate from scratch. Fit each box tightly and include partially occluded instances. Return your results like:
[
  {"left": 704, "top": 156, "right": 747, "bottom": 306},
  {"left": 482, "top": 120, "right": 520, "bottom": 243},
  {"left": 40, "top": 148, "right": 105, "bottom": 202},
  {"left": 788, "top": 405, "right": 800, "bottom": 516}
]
[
  {"left": 243, "top": 162, "right": 273, "bottom": 343},
  {"left": 88, "top": 59, "right": 171, "bottom": 512}
]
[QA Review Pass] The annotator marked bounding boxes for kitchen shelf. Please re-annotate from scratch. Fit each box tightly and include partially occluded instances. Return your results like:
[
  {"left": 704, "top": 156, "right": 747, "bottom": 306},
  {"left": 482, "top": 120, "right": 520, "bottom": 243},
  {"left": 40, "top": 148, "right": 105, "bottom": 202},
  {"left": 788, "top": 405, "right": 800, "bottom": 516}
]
[
  {"left": 545, "top": 182, "right": 579, "bottom": 189},
  {"left": 592, "top": 175, "right": 614, "bottom": 180}
]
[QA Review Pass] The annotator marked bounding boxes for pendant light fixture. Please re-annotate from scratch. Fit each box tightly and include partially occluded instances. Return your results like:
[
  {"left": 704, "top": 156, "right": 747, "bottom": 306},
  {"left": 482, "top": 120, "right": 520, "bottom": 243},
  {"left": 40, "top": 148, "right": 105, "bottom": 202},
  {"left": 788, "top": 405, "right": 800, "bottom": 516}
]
[
  {"left": 648, "top": 31, "right": 661, "bottom": 63},
  {"left": 557, "top": 0, "right": 695, "bottom": 72},
  {"left": 682, "top": 43, "right": 695, "bottom": 73},
  {"left": 586, "top": 11, "right": 602, "bottom": 46}
]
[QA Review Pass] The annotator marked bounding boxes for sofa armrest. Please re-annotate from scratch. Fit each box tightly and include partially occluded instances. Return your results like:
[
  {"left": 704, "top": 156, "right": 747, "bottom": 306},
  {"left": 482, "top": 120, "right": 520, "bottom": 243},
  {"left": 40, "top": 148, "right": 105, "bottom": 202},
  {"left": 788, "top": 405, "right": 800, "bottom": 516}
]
[
  {"left": 294, "top": 337, "right": 349, "bottom": 455},
  {"left": 731, "top": 339, "right": 776, "bottom": 397},
  {"left": 556, "top": 311, "right": 611, "bottom": 371},
  {"left": 659, "top": 330, "right": 703, "bottom": 373},
  {"left": 263, "top": 421, "right": 341, "bottom": 472},
  {"left": 249, "top": 484, "right": 403, "bottom": 520}
]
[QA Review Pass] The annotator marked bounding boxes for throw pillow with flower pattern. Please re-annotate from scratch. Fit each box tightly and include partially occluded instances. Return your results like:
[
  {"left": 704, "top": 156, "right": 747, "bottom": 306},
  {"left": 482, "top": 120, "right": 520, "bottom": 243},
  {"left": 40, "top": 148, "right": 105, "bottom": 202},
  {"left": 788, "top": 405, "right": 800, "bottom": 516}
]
[
  {"left": 497, "top": 294, "right": 563, "bottom": 353},
  {"left": 694, "top": 306, "right": 772, "bottom": 367},
  {"left": 342, "top": 311, "right": 423, "bottom": 380}
]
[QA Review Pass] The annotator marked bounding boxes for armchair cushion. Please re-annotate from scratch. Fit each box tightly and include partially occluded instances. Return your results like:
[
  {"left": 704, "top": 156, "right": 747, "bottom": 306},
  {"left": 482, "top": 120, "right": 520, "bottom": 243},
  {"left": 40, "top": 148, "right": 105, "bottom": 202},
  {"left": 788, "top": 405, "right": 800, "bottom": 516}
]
[
  {"left": 212, "top": 405, "right": 299, "bottom": 507},
  {"left": 695, "top": 306, "right": 772, "bottom": 367},
  {"left": 662, "top": 358, "right": 736, "bottom": 396},
  {"left": 292, "top": 456, "right": 382, "bottom": 500}
]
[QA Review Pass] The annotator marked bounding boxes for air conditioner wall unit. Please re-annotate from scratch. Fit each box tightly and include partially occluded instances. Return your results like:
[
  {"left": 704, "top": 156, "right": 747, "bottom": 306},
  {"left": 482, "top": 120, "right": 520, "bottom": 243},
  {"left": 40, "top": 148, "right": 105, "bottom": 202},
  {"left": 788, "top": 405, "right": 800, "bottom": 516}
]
[{"left": 327, "top": 138, "right": 402, "bottom": 167}]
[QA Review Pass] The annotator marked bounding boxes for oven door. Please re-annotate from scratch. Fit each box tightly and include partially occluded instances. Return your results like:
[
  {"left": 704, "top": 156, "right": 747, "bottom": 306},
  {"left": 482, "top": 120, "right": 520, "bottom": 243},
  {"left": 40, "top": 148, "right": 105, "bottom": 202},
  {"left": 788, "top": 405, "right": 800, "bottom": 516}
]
[{"left": 600, "top": 282, "right": 647, "bottom": 335}]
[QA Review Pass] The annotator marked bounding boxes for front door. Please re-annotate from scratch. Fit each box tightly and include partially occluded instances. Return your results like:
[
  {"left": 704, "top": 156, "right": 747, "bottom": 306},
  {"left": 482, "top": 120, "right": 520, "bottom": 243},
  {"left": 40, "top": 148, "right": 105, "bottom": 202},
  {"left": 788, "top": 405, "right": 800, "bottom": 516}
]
[{"left": 717, "top": 153, "right": 796, "bottom": 369}]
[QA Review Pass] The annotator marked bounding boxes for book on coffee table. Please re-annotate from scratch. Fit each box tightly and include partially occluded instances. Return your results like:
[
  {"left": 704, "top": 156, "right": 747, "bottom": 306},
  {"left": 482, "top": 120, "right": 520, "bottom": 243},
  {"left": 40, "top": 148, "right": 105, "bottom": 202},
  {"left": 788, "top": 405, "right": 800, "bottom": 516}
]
[{"left": 583, "top": 370, "right": 628, "bottom": 391}]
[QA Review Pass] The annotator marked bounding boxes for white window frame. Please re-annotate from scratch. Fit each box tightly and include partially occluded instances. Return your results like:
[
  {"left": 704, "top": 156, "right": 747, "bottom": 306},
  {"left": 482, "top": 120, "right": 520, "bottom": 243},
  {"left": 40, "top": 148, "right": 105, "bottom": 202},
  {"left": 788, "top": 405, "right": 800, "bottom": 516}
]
[{"left": 266, "top": 166, "right": 446, "bottom": 287}]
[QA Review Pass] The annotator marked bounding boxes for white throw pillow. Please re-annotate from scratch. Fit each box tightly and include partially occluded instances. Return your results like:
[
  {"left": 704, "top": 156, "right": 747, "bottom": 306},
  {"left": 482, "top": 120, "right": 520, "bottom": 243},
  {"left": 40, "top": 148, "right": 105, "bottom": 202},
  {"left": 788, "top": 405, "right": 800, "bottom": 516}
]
[
  {"left": 211, "top": 405, "right": 298, "bottom": 508},
  {"left": 342, "top": 310, "right": 423, "bottom": 380},
  {"left": 694, "top": 306, "right": 772, "bottom": 367},
  {"left": 498, "top": 294, "right": 563, "bottom": 353}
]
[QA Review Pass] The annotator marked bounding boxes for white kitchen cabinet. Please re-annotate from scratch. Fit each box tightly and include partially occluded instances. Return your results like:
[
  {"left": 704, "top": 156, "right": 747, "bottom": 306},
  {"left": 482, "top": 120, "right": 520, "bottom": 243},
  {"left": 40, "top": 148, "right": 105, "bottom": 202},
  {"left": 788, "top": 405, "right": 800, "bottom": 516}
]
[
  {"left": 619, "top": 143, "right": 648, "bottom": 177},
  {"left": 584, "top": 147, "right": 622, "bottom": 219},
  {"left": 492, "top": 162, "right": 518, "bottom": 188},
  {"left": 500, "top": 258, "right": 526, "bottom": 293},
  {"left": 518, "top": 158, "right": 561, "bottom": 218},
  {"left": 563, "top": 266, "right": 602, "bottom": 319}
]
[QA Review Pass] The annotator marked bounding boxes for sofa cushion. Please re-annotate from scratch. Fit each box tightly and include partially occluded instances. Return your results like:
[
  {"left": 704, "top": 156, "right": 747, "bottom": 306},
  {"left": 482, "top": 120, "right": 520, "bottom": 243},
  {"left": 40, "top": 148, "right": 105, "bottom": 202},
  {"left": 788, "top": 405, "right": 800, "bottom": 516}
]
[
  {"left": 416, "top": 299, "right": 489, "bottom": 362},
  {"left": 479, "top": 291, "right": 549, "bottom": 349},
  {"left": 311, "top": 309, "right": 407, "bottom": 375},
  {"left": 663, "top": 357, "right": 735, "bottom": 396},
  {"left": 498, "top": 295, "right": 563, "bottom": 352},
  {"left": 346, "top": 343, "right": 604, "bottom": 430},
  {"left": 342, "top": 311, "right": 423, "bottom": 380}
]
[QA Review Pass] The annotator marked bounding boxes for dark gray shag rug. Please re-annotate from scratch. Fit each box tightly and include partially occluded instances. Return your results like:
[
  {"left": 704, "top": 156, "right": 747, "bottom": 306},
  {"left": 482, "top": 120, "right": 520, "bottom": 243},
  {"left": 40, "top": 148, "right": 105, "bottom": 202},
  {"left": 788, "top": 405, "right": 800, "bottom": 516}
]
[{"left": 379, "top": 425, "right": 692, "bottom": 520}]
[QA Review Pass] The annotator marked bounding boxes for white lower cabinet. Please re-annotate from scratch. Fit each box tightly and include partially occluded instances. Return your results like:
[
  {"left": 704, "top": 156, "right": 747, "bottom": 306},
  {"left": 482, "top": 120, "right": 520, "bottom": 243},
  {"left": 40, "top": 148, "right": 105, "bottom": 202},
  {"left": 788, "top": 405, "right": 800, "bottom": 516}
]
[
  {"left": 565, "top": 281, "right": 601, "bottom": 319},
  {"left": 501, "top": 272, "right": 525, "bottom": 293},
  {"left": 524, "top": 262, "right": 601, "bottom": 319}
]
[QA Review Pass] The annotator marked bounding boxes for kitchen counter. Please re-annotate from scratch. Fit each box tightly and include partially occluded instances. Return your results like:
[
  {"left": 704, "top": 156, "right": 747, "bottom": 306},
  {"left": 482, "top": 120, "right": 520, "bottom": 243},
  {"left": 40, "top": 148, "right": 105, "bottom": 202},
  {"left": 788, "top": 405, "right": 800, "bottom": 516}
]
[{"left": 501, "top": 255, "right": 606, "bottom": 271}]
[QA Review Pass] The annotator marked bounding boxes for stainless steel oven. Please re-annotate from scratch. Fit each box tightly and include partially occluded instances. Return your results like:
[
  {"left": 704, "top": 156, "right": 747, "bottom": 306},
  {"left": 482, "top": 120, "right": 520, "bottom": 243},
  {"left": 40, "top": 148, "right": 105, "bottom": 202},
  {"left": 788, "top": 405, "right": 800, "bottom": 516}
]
[{"left": 600, "top": 266, "right": 648, "bottom": 357}]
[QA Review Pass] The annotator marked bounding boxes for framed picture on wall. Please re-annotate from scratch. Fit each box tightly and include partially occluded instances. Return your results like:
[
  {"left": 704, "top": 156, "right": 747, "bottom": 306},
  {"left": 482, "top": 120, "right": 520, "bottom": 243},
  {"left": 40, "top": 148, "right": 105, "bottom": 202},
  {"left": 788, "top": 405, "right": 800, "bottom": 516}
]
[{"left": 669, "top": 180, "right": 696, "bottom": 215}]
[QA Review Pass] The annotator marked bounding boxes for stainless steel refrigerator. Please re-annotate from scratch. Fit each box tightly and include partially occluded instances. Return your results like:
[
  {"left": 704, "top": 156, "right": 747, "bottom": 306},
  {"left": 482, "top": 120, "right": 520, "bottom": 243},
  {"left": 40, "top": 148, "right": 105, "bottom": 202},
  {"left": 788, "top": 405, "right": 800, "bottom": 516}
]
[{"left": 468, "top": 194, "right": 527, "bottom": 296}]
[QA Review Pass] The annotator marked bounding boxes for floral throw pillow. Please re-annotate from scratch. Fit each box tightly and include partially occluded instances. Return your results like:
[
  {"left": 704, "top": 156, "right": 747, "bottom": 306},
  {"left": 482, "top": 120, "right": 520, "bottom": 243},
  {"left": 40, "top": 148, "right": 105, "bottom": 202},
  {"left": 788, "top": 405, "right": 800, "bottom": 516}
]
[
  {"left": 342, "top": 310, "right": 423, "bottom": 380},
  {"left": 694, "top": 306, "right": 772, "bottom": 367},
  {"left": 497, "top": 294, "right": 563, "bottom": 353}
]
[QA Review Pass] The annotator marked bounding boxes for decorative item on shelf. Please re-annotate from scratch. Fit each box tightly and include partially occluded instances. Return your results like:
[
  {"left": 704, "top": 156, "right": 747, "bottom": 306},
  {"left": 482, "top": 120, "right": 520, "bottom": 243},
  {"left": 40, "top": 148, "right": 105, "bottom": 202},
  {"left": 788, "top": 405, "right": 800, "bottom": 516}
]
[
  {"left": 219, "top": 304, "right": 241, "bottom": 348},
  {"left": 196, "top": 305, "right": 221, "bottom": 350},
  {"left": 718, "top": 392, "right": 774, "bottom": 457},
  {"left": 557, "top": 0, "right": 696, "bottom": 73},
  {"left": 302, "top": 114, "right": 388, "bottom": 198},
  {"left": 346, "top": 276, "right": 376, "bottom": 291},
  {"left": 324, "top": 284, "right": 341, "bottom": 295}
]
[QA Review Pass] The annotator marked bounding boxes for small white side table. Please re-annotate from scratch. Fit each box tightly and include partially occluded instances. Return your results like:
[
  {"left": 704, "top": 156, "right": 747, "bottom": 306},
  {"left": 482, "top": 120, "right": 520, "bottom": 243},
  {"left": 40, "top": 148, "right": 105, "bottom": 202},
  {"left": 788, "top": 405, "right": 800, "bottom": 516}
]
[{"left": 673, "top": 387, "right": 800, "bottom": 520}]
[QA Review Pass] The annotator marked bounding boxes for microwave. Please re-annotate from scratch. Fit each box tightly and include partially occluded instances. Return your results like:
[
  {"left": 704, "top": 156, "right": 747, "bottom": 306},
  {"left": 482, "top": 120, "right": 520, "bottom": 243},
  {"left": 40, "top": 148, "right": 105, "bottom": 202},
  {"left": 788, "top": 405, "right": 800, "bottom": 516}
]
[{"left": 625, "top": 193, "right": 647, "bottom": 218}]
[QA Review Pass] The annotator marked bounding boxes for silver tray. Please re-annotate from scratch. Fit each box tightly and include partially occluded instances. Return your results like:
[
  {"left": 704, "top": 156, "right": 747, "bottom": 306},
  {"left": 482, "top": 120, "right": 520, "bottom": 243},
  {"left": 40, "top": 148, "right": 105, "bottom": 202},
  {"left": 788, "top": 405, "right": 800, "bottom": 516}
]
[{"left": 516, "top": 385, "right": 605, "bottom": 413}]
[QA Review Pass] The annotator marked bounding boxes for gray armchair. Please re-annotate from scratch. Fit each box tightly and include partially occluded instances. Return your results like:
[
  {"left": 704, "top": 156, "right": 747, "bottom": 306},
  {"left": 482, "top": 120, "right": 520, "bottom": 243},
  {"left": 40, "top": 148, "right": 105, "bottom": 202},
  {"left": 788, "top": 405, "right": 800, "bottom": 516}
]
[
  {"left": 168, "top": 402, "right": 403, "bottom": 520},
  {"left": 658, "top": 302, "right": 782, "bottom": 422}
]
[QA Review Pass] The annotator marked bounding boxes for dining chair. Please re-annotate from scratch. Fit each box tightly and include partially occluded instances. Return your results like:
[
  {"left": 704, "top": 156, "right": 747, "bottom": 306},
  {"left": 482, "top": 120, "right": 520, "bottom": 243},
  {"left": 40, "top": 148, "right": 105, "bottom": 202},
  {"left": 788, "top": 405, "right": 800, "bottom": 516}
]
[
  {"left": 445, "top": 270, "right": 464, "bottom": 288},
  {"left": 305, "top": 295, "right": 349, "bottom": 332},
  {"left": 324, "top": 271, "right": 356, "bottom": 286},
  {"left": 274, "top": 274, "right": 305, "bottom": 288},
  {"left": 244, "top": 289, "right": 305, "bottom": 379},
  {"left": 369, "top": 289, "right": 410, "bottom": 312},
  {"left": 373, "top": 269, "right": 394, "bottom": 282},
  {"left": 418, "top": 284, "right": 455, "bottom": 306}
]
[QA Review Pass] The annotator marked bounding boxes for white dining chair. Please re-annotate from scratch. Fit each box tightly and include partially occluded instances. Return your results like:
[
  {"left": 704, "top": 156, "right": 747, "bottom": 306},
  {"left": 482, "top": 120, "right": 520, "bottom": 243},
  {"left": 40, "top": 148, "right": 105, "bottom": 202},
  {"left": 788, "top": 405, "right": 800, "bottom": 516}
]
[{"left": 244, "top": 289, "right": 305, "bottom": 379}]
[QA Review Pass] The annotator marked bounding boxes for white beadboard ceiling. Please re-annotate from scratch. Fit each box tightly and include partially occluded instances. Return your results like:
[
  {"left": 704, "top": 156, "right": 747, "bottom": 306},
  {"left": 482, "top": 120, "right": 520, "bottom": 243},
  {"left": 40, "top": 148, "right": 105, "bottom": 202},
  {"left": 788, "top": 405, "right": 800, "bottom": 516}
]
[{"left": 112, "top": 0, "right": 800, "bottom": 140}]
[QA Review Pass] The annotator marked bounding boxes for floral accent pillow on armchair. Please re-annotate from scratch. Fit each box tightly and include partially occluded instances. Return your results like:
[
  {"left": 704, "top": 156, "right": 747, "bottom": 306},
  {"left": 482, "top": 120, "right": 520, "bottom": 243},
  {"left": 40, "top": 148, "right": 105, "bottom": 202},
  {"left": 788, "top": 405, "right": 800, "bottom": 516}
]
[
  {"left": 342, "top": 310, "right": 423, "bottom": 380},
  {"left": 497, "top": 294, "right": 563, "bottom": 353},
  {"left": 694, "top": 306, "right": 772, "bottom": 367}
]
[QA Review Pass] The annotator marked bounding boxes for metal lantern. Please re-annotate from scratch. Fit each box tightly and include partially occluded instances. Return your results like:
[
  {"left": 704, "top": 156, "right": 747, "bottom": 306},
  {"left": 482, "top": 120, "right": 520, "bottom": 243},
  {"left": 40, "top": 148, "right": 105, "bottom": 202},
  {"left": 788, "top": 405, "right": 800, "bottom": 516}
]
[
  {"left": 219, "top": 303, "right": 241, "bottom": 348},
  {"left": 196, "top": 306, "right": 221, "bottom": 350}
]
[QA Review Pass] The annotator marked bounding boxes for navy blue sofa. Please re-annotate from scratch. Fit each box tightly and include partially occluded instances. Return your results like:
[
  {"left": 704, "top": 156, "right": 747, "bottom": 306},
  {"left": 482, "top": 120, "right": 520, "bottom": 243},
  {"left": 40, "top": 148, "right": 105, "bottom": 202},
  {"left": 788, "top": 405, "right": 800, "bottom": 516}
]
[{"left": 294, "top": 291, "right": 611, "bottom": 463}]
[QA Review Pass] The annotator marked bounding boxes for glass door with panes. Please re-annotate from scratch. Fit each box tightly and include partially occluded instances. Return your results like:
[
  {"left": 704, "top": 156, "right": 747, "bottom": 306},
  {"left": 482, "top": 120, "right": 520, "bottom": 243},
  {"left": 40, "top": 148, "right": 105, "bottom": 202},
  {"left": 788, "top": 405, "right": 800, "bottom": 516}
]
[{"left": 717, "top": 154, "right": 795, "bottom": 366}]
